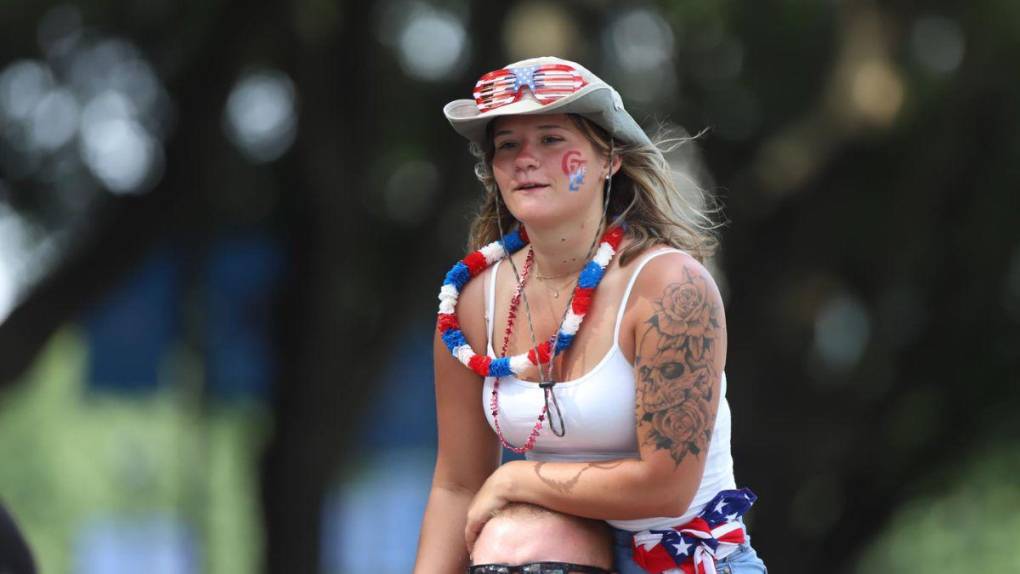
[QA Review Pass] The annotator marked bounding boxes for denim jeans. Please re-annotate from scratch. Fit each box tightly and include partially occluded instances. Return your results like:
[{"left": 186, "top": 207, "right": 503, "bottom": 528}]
[{"left": 611, "top": 524, "right": 767, "bottom": 574}]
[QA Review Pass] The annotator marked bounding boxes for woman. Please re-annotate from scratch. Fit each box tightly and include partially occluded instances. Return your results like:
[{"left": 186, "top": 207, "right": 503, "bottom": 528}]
[{"left": 415, "top": 57, "right": 766, "bottom": 574}]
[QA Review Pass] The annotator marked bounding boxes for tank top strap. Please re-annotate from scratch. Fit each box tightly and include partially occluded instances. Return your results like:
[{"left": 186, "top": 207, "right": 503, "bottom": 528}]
[
  {"left": 485, "top": 259, "right": 503, "bottom": 357},
  {"left": 613, "top": 248, "right": 687, "bottom": 346}
]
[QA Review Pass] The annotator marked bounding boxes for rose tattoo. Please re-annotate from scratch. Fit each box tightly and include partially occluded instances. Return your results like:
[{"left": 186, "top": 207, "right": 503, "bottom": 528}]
[{"left": 635, "top": 266, "right": 722, "bottom": 467}]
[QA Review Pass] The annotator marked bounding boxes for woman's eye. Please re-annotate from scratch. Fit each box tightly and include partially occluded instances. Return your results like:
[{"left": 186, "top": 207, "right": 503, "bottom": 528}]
[
  {"left": 495, "top": 141, "right": 517, "bottom": 150},
  {"left": 542, "top": 135, "right": 564, "bottom": 144}
]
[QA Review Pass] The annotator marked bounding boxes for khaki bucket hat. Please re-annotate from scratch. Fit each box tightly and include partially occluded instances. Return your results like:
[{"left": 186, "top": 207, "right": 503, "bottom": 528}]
[{"left": 443, "top": 56, "right": 653, "bottom": 148}]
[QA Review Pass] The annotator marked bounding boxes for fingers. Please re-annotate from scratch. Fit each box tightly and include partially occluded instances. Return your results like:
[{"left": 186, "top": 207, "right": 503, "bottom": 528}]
[
  {"left": 464, "top": 515, "right": 481, "bottom": 555},
  {"left": 464, "top": 507, "right": 498, "bottom": 555}
]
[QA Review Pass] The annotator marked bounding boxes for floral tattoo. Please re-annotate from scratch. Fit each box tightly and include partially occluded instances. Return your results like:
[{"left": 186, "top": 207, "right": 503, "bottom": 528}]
[{"left": 635, "top": 266, "right": 722, "bottom": 467}]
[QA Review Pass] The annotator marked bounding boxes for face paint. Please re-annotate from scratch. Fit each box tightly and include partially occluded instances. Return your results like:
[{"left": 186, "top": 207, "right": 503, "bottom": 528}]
[
  {"left": 568, "top": 165, "right": 586, "bottom": 192},
  {"left": 561, "top": 150, "right": 587, "bottom": 193}
]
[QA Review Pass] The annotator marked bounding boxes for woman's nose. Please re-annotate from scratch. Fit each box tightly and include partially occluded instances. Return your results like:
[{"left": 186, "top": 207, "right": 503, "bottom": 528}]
[{"left": 513, "top": 141, "right": 539, "bottom": 170}]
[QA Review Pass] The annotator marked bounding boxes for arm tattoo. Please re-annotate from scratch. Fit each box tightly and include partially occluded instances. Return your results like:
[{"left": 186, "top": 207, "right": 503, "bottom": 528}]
[
  {"left": 533, "top": 460, "right": 623, "bottom": 495},
  {"left": 635, "top": 266, "right": 722, "bottom": 468}
]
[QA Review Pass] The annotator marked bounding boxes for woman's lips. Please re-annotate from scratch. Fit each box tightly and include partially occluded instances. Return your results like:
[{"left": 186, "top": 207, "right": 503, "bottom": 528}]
[{"left": 514, "top": 182, "right": 550, "bottom": 191}]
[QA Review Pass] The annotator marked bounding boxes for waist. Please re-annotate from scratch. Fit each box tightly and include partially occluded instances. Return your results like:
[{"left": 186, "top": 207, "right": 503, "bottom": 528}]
[{"left": 619, "top": 488, "right": 758, "bottom": 574}]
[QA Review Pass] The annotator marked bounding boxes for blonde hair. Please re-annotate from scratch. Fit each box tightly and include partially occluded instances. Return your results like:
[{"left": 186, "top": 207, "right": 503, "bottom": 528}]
[{"left": 465, "top": 115, "right": 722, "bottom": 265}]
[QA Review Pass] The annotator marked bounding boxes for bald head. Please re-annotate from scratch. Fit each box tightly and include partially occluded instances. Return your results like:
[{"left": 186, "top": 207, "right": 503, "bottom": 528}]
[{"left": 471, "top": 504, "right": 613, "bottom": 571}]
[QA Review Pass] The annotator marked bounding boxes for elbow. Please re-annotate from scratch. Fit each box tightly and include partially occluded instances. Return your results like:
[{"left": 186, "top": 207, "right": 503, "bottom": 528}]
[
  {"left": 636, "top": 467, "right": 698, "bottom": 518},
  {"left": 636, "top": 494, "right": 689, "bottom": 519},
  {"left": 663, "top": 491, "right": 695, "bottom": 517}
]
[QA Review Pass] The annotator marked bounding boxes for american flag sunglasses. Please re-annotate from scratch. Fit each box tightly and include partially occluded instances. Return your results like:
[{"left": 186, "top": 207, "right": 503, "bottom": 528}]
[{"left": 473, "top": 64, "right": 589, "bottom": 114}]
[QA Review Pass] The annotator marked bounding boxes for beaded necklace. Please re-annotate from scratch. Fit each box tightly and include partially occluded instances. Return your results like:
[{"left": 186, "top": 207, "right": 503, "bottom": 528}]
[{"left": 490, "top": 248, "right": 539, "bottom": 452}]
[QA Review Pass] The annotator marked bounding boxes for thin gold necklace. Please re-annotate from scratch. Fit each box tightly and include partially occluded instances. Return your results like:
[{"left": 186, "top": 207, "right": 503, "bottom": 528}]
[
  {"left": 534, "top": 261, "right": 584, "bottom": 298},
  {"left": 536, "top": 274, "right": 578, "bottom": 299}
]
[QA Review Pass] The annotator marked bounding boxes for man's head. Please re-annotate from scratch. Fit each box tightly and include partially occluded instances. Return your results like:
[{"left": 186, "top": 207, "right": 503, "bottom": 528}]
[{"left": 469, "top": 503, "right": 614, "bottom": 574}]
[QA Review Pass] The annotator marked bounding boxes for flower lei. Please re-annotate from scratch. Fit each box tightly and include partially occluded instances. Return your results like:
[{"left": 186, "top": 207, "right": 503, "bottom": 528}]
[{"left": 437, "top": 224, "right": 625, "bottom": 378}]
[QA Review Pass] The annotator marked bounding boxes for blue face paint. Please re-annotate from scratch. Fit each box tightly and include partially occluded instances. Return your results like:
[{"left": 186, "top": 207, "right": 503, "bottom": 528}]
[
  {"left": 568, "top": 165, "right": 586, "bottom": 192},
  {"left": 561, "top": 150, "right": 587, "bottom": 193}
]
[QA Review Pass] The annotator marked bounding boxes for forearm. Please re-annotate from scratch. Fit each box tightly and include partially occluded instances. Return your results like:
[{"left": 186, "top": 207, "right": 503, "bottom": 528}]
[
  {"left": 415, "top": 485, "right": 474, "bottom": 573},
  {"left": 503, "top": 458, "right": 694, "bottom": 521}
]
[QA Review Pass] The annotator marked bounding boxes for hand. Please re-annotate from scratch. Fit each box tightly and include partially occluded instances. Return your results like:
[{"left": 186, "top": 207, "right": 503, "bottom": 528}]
[{"left": 464, "top": 463, "right": 518, "bottom": 554}]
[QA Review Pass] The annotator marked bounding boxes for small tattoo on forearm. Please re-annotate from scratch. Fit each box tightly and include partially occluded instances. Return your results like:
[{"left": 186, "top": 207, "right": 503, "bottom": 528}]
[{"left": 533, "top": 460, "right": 623, "bottom": 495}]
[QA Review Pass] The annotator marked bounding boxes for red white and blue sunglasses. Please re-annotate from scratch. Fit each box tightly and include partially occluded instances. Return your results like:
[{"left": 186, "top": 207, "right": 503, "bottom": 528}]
[{"left": 473, "top": 64, "right": 589, "bottom": 114}]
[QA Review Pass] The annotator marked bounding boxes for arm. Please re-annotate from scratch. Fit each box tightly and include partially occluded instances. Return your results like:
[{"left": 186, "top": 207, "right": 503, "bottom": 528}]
[
  {"left": 464, "top": 253, "right": 726, "bottom": 548},
  {"left": 415, "top": 271, "right": 502, "bottom": 573}
]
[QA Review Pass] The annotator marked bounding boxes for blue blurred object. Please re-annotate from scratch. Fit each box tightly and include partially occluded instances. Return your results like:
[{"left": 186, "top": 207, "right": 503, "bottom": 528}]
[
  {"left": 84, "top": 232, "right": 286, "bottom": 400},
  {"left": 73, "top": 513, "right": 196, "bottom": 574},
  {"left": 360, "top": 322, "right": 436, "bottom": 449},
  {"left": 84, "top": 245, "right": 180, "bottom": 393},
  {"left": 321, "top": 450, "right": 433, "bottom": 574},
  {"left": 202, "top": 233, "right": 286, "bottom": 401}
]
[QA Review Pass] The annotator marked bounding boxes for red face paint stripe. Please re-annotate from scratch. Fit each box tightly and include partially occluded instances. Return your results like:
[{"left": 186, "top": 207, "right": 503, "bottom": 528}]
[{"left": 561, "top": 150, "right": 584, "bottom": 175}]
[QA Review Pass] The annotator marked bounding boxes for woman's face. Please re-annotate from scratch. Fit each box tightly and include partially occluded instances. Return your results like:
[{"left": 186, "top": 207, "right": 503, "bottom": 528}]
[{"left": 490, "top": 114, "right": 609, "bottom": 228}]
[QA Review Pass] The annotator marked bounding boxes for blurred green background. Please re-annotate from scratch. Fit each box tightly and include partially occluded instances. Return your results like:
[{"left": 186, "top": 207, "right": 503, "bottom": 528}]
[{"left": 0, "top": 0, "right": 1017, "bottom": 573}]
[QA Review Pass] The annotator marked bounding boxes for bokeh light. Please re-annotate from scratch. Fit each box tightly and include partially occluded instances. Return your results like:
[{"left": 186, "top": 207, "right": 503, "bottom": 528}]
[
  {"left": 502, "top": 2, "right": 579, "bottom": 62},
  {"left": 0, "top": 60, "right": 55, "bottom": 124},
  {"left": 604, "top": 8, "right": 678, "bottom": 104},
  {"left": 386, "top": 2, "right": 467, "bottom": 82},
  {"left": 383, "top": 159, "right": 439, "bottom": 226},
  {"left": 609, "top": 9, "right": 674, "bottom": 71},
  {"left": 29, "top": 88, "right": 79, "bottom": 152},
  {"left": 223, "top": 69, "right": 298, "bottom": 163},
  {"left": 0, "top": 27, "right": 169, "bottom": 195},
  {"left": 813, "top": 292, "right": 871, "bottom": 374},
  {"left": 850, "top": 59, "right": 904, "bottom": 128},
  {"left": 80, "top": 99, "right": 162, "bottom": 195},
  {"left": 910, "top": 15, "right": 965, "bottom": 76}
]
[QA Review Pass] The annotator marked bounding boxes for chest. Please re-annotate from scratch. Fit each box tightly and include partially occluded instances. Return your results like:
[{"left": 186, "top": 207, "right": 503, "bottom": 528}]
[
  {"left": 487, "top": 260, "right": 638, "bottom": 382},
  {"left": 481, "top": 352, "right": 641, "bottom": 457}
]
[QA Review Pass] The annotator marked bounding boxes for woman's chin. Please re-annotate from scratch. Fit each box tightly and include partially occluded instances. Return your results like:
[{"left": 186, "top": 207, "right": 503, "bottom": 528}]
[
  {"left": 504, "top": 190, "right": 600, "bottom": 230},
  {"left": 511, "top": 209, "right": 567, "bottom": 228}
]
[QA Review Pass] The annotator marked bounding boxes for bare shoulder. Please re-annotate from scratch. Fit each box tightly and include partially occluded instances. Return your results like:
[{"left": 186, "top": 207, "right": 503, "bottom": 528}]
[
  {"left": 628, "top": 248, "right": 719, "bottom": 302},
  {"left": 630, "top": 248, "right": 726, "bottom": 343}
]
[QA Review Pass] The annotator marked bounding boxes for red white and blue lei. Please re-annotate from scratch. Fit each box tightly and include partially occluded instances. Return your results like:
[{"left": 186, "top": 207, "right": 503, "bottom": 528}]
[{"left": 437, "top": 225, "right": 625, "bottom": 377}]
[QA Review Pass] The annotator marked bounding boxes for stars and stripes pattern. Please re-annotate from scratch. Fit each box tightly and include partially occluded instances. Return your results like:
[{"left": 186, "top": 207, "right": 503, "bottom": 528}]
[
  {"left": 437, "top": 225, "right": 625, "bottom": 378},
  {"left": 473, "top": 64, "right": 589, "bottom": 113},
  {"left": 631, "top": 489, "right": 758, "bottom": 574}
]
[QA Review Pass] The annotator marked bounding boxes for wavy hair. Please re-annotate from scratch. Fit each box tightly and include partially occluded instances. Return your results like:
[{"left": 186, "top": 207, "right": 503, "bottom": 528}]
[{"left": 465, "top": 115, "right": 722, "bottom": 265}]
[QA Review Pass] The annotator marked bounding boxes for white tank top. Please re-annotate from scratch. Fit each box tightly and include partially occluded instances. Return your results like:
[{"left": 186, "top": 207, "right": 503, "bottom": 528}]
[{"left": 482, "top": 249, "right": 736, "bottom": 530}]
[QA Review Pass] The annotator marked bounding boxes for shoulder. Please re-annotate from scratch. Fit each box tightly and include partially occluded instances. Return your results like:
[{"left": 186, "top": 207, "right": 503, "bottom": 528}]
[
  {"left": 626, "top": 247, "right": 717, "bottom": 295},
  {"left": 624, "top": 246, "right": 724, "bottom": 325}
]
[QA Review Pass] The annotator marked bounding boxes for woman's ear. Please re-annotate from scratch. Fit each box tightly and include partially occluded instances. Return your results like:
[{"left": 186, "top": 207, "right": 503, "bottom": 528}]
[{"left": 605, "top": 152, "right": 622, "bottom": 178}]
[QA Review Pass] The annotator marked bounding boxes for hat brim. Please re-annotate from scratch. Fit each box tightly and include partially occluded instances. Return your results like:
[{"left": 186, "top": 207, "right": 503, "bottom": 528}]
[{"left": 444, "top": 85, "right": 653, "bottom": 148}]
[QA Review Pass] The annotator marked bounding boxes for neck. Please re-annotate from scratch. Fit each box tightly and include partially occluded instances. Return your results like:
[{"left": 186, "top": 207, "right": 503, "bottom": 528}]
[{"left": 524, "top": 211, "right": 606, "bottom": 279}]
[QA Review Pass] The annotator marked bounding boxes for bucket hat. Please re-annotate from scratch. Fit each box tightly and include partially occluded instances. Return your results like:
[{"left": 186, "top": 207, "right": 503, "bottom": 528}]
[{"left": 443, "top": 56, "right": 653, "bottom": 148}]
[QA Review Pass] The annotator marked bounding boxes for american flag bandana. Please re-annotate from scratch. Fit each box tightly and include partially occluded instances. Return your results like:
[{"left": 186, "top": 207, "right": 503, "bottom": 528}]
[{"left": 631, "top": 488, "right": 757, "bottom": 574}]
